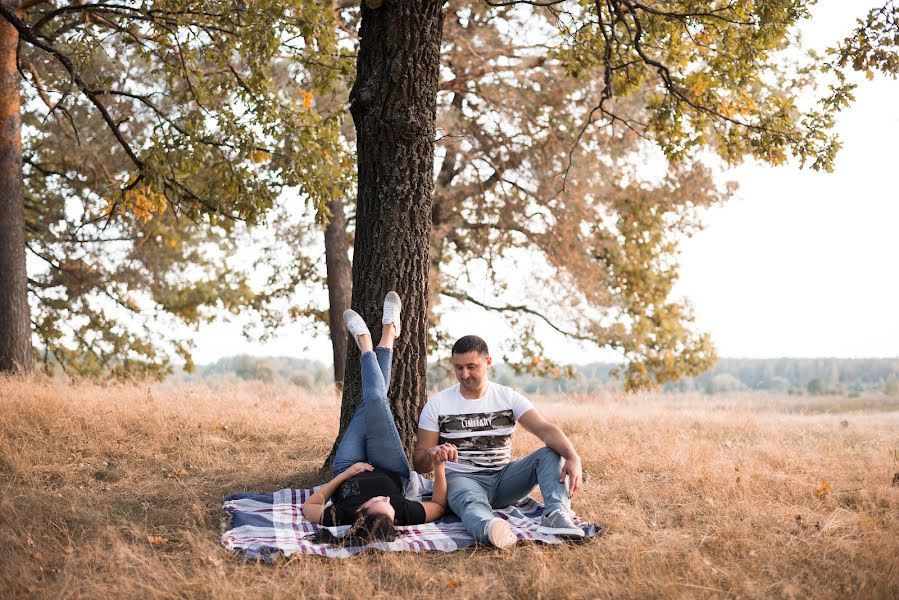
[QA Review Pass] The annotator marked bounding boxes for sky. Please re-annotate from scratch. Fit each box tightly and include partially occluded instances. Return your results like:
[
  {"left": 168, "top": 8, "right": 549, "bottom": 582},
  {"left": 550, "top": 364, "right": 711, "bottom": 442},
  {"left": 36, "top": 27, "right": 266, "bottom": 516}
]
[
  {"left": 191, "top": 0, "right": 899, "bottom": 366},
  {"left": 673, "top": 75, "right": 899, "bottom": 359}
]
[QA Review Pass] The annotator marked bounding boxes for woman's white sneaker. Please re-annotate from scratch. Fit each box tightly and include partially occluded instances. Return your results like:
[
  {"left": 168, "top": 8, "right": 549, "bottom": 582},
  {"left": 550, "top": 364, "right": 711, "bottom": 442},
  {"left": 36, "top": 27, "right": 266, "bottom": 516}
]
[
  {"left": 343, "top": 309, "right": 370, "bottom": 351},
  {"left": 382, "top": 291, "right": 402, "bottom": 336}
]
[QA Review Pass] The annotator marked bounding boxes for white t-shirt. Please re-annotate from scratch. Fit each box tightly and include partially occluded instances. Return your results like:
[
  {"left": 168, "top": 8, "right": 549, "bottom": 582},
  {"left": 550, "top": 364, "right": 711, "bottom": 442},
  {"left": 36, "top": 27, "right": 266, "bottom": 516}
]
[{"left": 418, "top": 382, "right": 534, "bottom": 473}]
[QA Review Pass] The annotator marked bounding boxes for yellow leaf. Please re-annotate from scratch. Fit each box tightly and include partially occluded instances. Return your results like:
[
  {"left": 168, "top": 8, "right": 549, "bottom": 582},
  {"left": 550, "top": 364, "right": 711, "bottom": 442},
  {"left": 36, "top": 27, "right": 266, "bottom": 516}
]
[
  {"left": 719, "top": 98, "right": 734, "bottom": 118},
  {"left": 251, "top": 149, "right": 271, "bottom": 164},
  {"left": 122, "top": 186, "right": 167, "bottom": 223},
  {"left": 814, "top": 481, "right": 831, "bottom": 497},
  {"left": 147, "top": 535, "right": 167, "bottom": 546},
  {"left": 766, "top": 147, "right": 787, "bottom": 166},
  {"left": 176, "top": 468, "right": 190, "bottom": 476},
  {"left": 302, "top": 90, "right": 314, "bottom": 109}
]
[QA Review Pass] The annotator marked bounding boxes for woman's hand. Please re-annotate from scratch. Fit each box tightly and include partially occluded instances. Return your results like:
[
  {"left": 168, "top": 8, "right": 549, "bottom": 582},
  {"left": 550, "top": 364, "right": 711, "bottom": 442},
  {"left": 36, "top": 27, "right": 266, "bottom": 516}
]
[
  {"left": 425, "top": 452, "right": 449, "bottom": 518},
  {"left": 344, "top": 462, "right": 374, "bottom": 477},
  {"left": 304, "top": 462, "right": 373, "bottom": 522}
]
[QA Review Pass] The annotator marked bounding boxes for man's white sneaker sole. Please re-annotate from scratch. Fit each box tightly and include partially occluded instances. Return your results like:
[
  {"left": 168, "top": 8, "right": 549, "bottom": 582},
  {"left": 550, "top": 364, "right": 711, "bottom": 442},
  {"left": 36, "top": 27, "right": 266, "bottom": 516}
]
[{"left": 536, "top": 524, "right": 585, "bottom": 538}]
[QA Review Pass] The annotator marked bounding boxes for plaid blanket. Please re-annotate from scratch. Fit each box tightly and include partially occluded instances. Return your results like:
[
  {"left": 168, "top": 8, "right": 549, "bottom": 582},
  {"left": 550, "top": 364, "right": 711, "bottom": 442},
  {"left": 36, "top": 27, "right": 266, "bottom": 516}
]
[{"left": 222, "top": 483, "right": 604, "bottom": 560}]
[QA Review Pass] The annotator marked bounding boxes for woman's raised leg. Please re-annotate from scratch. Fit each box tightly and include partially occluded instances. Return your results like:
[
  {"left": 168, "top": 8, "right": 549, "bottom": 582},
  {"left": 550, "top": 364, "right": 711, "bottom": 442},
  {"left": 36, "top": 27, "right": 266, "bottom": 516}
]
[
  {"left": 360, "top": 347, "right": 411, "bottom": 478},
  {"left": 333, "top": 301, "right": 410, "bottom": 479},
  {"left": 364, "top": 292, "right": 410, "bottom": 477},
  {"left": 331, "top": 311, "right": 377, "bottom": 477}
]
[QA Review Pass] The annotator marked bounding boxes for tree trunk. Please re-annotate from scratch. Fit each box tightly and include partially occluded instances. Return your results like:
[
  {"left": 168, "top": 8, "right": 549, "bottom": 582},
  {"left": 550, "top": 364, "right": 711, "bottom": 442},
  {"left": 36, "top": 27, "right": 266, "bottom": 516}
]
[
  {"left": 0, "top": 1, "right": 33, "bottom": 374},
  {"left": 324, "top": 196, "right": 352, "bottom": 388},
  {"left": 326, "top": 0, "right": 445, "bottom": 466}
]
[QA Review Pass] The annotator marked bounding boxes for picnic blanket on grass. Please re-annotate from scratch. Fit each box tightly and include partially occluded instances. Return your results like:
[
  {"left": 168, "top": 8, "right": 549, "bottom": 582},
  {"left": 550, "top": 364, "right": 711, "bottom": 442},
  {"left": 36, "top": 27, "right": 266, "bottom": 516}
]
[{"left": 222, "top": 483, "right": 604, "bottom": 560}]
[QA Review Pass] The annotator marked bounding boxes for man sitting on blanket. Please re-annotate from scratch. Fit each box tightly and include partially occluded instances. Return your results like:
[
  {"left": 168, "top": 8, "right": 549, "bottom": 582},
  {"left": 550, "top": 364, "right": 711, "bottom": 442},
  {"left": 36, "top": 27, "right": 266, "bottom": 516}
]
[{"left": 413, "top": 335, "right": 585, "bottom": 549}]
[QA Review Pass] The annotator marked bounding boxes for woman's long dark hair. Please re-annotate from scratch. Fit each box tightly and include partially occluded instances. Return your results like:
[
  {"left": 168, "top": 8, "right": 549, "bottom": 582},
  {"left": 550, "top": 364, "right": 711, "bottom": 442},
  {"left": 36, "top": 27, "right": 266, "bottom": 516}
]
[{"left": 313, "top": 512, "right": 398, "bottom": 547}]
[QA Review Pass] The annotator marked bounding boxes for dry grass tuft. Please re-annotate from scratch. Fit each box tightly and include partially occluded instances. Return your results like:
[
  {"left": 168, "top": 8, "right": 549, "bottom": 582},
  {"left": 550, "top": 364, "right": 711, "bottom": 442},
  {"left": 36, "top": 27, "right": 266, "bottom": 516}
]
[{"left": 1, "top": 376, "right": 897, "bottom": 598}]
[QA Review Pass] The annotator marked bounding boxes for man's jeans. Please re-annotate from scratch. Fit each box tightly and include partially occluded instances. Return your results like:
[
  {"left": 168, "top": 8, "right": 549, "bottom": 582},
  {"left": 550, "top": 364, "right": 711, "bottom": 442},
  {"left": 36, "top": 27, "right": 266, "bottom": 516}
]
[
  {"left": 332, "top": 347, "right": 412, "bottom": 483},
  {"left": 446, "top": 447, "right": 571, "bottom": 542}
]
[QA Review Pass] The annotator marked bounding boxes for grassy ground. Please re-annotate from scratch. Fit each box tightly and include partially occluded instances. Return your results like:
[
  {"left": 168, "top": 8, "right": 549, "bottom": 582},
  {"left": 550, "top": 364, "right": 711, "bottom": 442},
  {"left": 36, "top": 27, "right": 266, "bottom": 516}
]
[{"left": 1, "top": 376, "right": 897, "bottom": 599}]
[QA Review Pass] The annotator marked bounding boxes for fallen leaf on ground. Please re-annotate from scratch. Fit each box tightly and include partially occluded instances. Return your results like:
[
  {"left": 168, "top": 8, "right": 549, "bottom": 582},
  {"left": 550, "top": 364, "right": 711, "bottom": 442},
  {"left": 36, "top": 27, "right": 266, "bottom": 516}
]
[
  {"left": 815, "top": 481, "right": 831, "bottom": 497},
  {"left": 147, "top": 535, "right": 167, "bottom": 546}
]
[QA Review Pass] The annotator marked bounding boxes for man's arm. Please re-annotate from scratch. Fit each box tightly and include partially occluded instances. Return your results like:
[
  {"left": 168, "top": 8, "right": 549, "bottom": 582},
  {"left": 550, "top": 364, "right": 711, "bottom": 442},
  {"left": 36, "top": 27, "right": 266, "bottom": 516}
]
[
  {"left": 413, "top": 428, "right": 440, "bottom": 473},
  {"left": 517, "top": 409, "right": 583, "bottom": 496},
  {"left": 414, "top": 396, "right": 458, "bottom": 473}
]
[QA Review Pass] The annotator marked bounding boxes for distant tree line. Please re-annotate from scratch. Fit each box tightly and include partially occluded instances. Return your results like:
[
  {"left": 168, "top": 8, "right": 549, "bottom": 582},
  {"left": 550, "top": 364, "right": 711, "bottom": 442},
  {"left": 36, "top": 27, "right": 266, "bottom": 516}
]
[
  {"left": 178, "top": 356, "right": 899, "bottom": 398},
  {"left": 174, "top": 356, "right": 333, "bottom": 390},
  {"left": 668, "top": 358, "right": 899, "bottom": 396}
]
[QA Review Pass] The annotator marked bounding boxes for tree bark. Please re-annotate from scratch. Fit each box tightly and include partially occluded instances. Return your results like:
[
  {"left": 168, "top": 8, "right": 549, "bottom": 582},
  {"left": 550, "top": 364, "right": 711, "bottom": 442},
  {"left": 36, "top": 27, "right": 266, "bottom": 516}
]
[
  {"left": 324, "top": 196, "right": 352, "bottom": 388},
  {"left": 0, "top": 1, "right": 33, "bottom": 374},
  {"left": 326, "top": 0, "right": 445, "bottom": 465}
]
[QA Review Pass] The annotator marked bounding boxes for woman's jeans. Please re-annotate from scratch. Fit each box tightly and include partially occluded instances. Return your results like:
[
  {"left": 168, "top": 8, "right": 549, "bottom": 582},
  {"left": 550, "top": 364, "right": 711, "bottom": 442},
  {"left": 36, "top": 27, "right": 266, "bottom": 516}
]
[{"left": 332, "top": 347, "right": 412, "bottom": 483}]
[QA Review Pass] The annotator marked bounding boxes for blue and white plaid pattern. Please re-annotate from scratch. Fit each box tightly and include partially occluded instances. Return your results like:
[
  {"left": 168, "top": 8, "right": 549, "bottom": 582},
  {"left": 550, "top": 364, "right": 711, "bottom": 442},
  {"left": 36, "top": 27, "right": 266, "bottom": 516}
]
[{"left": 222, "top": 484, "right": 604, "bottom": 560}]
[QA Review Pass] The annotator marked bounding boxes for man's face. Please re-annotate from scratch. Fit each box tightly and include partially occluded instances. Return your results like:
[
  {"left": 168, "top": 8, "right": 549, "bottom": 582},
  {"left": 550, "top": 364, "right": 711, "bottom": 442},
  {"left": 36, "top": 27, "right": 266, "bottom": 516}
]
[{"left": 452, "top": 351, "right": 492, "bottom": 395}]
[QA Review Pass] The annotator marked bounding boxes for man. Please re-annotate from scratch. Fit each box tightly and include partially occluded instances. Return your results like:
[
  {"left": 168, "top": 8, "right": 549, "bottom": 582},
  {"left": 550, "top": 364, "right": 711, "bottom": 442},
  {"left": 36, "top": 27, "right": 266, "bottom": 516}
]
[{"left": 413, "top": 335, "right": 585, "bottom": 549}]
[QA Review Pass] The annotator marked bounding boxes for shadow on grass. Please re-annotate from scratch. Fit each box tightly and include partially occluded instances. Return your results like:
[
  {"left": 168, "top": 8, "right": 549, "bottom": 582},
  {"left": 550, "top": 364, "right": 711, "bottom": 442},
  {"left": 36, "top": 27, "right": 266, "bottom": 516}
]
[{"left": 215, "top": 467, "right": 326, "bottom": 498}]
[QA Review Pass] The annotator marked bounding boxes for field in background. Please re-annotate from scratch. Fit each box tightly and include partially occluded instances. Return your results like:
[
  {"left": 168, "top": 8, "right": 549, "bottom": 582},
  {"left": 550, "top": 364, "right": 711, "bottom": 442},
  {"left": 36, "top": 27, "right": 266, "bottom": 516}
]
[{"left": 1, "top": 378, "right": 897, "bottom": 599}]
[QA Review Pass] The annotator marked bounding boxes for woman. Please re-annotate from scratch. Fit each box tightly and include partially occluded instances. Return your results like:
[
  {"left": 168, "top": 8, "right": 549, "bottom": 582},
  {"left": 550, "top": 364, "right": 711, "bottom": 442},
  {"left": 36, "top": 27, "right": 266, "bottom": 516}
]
[{"left": 301, "top": 292, "right": 451, "bottom": 544}]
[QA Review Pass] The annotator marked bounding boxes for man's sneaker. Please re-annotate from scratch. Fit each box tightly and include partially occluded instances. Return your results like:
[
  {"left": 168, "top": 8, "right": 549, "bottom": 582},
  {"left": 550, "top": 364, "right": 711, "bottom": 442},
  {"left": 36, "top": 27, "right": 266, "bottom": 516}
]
[
  {"left": 486, "top": 517, "right": 517, "bottom": 549},
  {"left": 343, "top": 309, "right": 370, "bottom": 350},
  {"left": 536, "top": 509, "right": 584, "bottom": 539},
  {"left": 382, "top": 291, "right": 402, "bottom": 336}
]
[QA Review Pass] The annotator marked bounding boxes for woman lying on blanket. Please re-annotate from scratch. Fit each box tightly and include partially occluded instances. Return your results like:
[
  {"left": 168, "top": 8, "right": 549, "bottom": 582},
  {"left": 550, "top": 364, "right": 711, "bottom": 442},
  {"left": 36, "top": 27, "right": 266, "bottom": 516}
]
[{"left": 301, "top": 292, "right": 450, "bottom": 545}]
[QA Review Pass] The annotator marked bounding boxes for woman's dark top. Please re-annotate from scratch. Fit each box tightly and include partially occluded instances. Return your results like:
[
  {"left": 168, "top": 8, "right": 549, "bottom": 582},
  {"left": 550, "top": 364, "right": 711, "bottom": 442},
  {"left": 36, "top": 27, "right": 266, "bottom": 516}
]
[{"left": 319, "top": 468, "right": 426, "bottom": 527}]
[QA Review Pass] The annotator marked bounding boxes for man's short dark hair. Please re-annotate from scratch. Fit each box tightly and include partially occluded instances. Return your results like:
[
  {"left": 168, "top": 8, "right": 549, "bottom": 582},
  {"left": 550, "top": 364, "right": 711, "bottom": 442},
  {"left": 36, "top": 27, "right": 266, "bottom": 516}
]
[{"left": 452, "top": 335, "right": 490, "bottom": 357}]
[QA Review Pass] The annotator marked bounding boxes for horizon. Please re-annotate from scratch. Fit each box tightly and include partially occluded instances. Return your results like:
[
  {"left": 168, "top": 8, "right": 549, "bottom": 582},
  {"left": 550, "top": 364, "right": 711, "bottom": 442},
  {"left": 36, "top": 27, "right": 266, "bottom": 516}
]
[{"left": 188, "top": 353, "right": 899, "bottom": 369}]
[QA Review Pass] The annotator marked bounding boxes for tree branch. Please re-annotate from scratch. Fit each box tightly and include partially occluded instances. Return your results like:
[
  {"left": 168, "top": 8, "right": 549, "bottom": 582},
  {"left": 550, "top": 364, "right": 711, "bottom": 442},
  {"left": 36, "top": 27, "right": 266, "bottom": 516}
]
[
  {"left": 441, "top": 289, "right": 595, "bottom": 342},
  {"left": 1, "top": 3, "right": 144, "bottom": 168}
]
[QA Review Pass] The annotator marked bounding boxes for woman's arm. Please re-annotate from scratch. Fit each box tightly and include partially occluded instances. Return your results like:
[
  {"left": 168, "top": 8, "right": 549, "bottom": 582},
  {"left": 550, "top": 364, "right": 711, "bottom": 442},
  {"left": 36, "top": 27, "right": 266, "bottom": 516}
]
[
  {"left": 420, "top": 461, "right": 447, "bottom": 522},
  {"left": 301, "top": 462, "right": 373, "bottom": 523}
]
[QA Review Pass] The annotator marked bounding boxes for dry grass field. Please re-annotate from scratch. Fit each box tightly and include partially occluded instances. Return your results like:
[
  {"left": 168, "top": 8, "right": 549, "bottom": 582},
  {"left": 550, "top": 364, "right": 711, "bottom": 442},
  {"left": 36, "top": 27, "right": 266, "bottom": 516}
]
[{"left": 1, "top": 376, "right": 897, "bottom": 599}]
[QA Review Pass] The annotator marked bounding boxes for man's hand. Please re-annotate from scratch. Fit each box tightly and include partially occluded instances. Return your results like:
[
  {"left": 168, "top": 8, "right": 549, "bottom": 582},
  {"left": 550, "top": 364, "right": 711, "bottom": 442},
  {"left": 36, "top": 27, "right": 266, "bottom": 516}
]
[
  {"left": 560, "top": 457, "right": 583, "bottom": 496},
  {"left": 427, "top": 443, "right": 458, "bottom": 464}
]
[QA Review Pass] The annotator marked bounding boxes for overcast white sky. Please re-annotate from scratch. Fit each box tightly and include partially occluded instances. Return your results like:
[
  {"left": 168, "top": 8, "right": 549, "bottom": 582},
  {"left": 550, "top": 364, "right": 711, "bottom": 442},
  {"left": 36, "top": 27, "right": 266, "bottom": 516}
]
[{"left": 192, "top": 0, "right": 898, "bottom": 365}]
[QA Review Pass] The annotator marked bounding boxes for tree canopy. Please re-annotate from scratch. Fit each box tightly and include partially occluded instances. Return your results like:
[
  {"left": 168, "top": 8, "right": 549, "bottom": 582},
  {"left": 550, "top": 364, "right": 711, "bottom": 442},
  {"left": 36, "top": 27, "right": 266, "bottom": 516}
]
[
  {"left": 2, "top": 0, "right": 896, "bottom": 388},
  {"left": 2, "top": 0, "right": 352, "bottom": 375}
]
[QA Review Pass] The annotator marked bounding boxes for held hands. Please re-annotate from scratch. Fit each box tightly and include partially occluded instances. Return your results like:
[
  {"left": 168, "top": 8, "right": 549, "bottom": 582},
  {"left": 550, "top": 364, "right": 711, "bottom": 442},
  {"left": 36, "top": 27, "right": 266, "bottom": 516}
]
[
  {"left": 427, "top": 443, "right": 458, "bottom": 465},
  {"left": 560, "top": 457, "right": 583, "bottom": 497}
]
